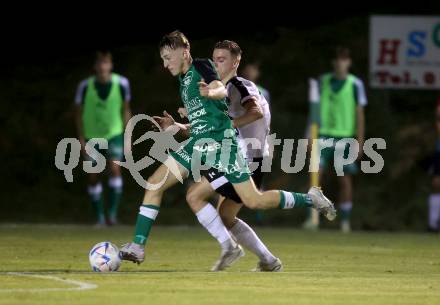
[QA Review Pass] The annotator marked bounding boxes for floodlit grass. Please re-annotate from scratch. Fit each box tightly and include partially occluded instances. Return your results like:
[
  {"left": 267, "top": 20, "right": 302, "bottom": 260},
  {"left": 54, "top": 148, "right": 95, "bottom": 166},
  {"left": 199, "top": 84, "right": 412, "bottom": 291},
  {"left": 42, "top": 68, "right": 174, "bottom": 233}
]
[{"left": 0, "top": 225, "right": 439, "bottom": 305}]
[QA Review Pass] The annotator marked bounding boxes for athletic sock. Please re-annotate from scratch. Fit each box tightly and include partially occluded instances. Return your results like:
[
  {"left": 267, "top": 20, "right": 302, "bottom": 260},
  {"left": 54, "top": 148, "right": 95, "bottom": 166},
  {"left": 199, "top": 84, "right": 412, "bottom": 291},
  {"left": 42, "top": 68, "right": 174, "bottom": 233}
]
[
  {"left": 279, "top": 191, "right": 313, "bottom": 209},
  {"left": 339, "top": 201, "right": 353, "bottom": 223},
  {"left": 196, "top": 203, "right": 236, "bottom": 251},
  {"left": 88, "top": 183, "right": 105, "bottom": 224},
  {"left": 108, "top": 176, "right": 123, "bottom": 222},
  {"left": 230, "top": 219, "right": 276, "bottom": 264},
  {"left": 133, "top": 204, "right": 159, "bottom": 246}
]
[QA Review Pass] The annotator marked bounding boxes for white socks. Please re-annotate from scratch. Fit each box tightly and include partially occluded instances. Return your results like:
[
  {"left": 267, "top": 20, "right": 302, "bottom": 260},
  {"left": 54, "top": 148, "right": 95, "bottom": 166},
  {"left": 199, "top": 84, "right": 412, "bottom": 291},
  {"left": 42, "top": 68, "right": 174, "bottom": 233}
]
[
  {"left": 109, "top": 176, "right": 123, "bottom": 193},
  {"left": 139, "top": 205, "right": 159, "bottom": 220},
  {"left": 230, "top": 219, "right": 276, "bottom": 264},
  {"left": 340, "top": 201, "right": 353, "bottom": 212},
  {"left": 196, "top": 204, "right": 277, "bottom": 262},
  {"left": 280, "top": 191, "right": 295, "bottom": 209},
  {"left": 196, "top": 204, "right": 236, "bottom": 251},
  {"left": 87, "top": 183, "right": 103, "bottom": 201},
  {"left": 428, "top": 194, "right": 440, "bottom": 230}
]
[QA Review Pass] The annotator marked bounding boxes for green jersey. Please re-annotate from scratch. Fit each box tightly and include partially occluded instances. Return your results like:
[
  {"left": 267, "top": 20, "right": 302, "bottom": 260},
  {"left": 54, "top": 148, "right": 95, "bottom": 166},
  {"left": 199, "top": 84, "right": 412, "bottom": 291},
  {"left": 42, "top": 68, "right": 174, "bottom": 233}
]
[
  {"left": 318, "top": 73, "right": 367, "bottom": 138},
  {"left": 75, "top": 73, "right": 131, "bottom": 139},
  {"left": 170, "top": 59, "right": 250, "bottom": 184},
  {"left": 179, "top": 59, "right": 233, "bottom": 141}
]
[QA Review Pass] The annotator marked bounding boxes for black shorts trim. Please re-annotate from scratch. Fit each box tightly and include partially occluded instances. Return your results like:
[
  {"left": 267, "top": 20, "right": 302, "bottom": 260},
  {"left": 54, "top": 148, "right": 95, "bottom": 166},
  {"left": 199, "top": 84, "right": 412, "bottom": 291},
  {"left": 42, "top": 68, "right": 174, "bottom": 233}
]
[{"left": 203, "top": 157, "right": 264, "bottom": 204}]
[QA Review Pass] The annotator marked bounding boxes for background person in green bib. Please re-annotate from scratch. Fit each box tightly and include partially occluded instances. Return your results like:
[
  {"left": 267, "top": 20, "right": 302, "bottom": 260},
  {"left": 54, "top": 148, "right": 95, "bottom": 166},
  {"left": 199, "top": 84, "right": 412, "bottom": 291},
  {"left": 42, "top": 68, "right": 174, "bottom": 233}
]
[
  {"left": 306, "top": 47, "right": 367, "bottom": 233},
  {"left": 74, "top": 51, "right": 132, "bottom": 226}
]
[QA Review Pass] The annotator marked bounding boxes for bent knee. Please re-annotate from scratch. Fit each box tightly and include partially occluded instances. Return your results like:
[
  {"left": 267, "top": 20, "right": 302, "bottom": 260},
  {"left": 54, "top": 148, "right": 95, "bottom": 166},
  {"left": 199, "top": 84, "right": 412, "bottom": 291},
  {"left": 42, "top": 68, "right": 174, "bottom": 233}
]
[{"left": 185, "top": 190, "right": 197, "bottom": 205}]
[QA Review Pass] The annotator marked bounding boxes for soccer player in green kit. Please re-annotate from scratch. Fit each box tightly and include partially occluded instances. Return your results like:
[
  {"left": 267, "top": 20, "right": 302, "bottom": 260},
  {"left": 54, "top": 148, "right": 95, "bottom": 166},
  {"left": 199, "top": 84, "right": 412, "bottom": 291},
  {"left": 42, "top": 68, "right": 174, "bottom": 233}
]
[
  {"left": 119, "top": 31, "right": 336, "bottom": 268},
  {"left": 74, "top": 51, "right": 132, "bottom": 226}
]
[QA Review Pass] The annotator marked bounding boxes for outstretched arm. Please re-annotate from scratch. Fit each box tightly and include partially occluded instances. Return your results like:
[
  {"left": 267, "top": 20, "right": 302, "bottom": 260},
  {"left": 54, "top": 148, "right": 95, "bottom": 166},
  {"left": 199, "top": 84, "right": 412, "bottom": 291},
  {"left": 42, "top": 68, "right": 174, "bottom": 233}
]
[
  {"left": 198, "top": 79, "right": 227, "bottom": 100},
  {"left": 153, "top": 110, "right": 191, "bottom": 138}
]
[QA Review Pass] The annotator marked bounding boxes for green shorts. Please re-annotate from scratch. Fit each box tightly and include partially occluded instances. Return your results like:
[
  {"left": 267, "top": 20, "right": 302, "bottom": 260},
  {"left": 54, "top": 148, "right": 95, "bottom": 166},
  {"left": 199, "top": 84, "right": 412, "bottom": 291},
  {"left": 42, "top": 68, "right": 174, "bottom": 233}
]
[
  {"left": 319, "top": 136, "right": 358, "bottom": 175},
  {"left": 170, "top": 136, "right": 250, "bottom": 184},
  {"left": 85, "top": 133, "right": 124, "bottom": 164}
]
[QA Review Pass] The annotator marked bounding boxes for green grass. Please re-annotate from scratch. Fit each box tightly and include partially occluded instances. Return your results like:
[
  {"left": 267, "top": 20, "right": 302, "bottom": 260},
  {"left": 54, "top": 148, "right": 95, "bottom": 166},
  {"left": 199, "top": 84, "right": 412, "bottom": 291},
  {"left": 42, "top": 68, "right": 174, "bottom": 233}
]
[{"left": 0, "top": 225, "right": 439, "bottom": 305}]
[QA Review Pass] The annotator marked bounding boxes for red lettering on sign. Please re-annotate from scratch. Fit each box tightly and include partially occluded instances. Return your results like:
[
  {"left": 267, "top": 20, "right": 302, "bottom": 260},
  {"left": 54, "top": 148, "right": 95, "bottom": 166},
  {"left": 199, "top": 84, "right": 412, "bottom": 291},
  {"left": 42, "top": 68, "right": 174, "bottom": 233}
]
[
  {"left": 376, "top": 71, "right": 389, "bottom": 84},
  {"left": 424, "top": 72, "right": 435, "bottom": 85},
  {"left": 377, "top": 39, "right": 401, "bottom": 65},
  {"left": 391, "top": 74, "right": 401, "bottom": 84}
]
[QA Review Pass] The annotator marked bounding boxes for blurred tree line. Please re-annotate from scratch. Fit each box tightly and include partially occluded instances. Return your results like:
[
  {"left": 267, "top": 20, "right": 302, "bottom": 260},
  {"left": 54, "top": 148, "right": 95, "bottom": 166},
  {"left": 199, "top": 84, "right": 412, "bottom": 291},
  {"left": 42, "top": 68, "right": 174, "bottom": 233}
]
[{"left": 0, "top": 17, "right": 438, "bottom": 230}]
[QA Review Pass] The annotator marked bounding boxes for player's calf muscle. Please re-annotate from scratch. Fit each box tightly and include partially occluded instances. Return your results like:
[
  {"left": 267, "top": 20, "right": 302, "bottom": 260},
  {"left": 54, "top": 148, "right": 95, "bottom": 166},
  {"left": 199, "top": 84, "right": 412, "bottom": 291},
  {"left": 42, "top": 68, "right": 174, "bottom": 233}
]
[
  {"left": 233, "top": 181, "right": 280, "bottom": 210},
  {"left": 219, "top": 208, "right": 238, "bottom": 228},
  {"left": 244, "top": 191, "right": 280, "bottom": 210}
]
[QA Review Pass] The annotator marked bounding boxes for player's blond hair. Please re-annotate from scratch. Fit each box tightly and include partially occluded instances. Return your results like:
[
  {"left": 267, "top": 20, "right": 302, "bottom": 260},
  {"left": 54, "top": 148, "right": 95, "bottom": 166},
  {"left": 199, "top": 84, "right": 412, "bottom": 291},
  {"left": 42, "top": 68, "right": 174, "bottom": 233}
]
[{"left": 159, "top": 31, "right": 190, "bottom": 50}]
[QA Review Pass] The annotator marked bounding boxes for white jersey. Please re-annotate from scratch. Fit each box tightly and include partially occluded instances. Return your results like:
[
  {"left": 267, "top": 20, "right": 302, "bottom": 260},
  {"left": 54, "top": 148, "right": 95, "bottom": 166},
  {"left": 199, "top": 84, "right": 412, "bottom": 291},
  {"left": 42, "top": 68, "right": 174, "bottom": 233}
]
[{"left": 226, "top": 76, "right": 271, "bottom": 159}]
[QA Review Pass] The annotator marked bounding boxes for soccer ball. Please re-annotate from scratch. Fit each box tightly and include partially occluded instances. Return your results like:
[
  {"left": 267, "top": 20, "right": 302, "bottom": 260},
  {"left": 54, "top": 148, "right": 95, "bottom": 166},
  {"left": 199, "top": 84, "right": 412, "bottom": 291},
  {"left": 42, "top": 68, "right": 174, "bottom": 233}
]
[{"left": 89, "top": 242, "right": 121, "bottom": 272}]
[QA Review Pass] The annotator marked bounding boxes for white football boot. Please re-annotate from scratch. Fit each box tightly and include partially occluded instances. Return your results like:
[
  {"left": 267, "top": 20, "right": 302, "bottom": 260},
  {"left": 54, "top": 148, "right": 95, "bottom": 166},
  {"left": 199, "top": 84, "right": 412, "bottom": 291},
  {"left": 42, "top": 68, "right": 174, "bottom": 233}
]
[
  {"left": 119, "top": 243, "right": 145, "bottom": 264},
  {"left": 253, "top": 258, "right": 283, "bottom": 272},
  {"left": 211, "top": 244, "right": 245, "bottom": 271},
  {"left": 308, "top": 186, "right": 337, "bottom": 221}
]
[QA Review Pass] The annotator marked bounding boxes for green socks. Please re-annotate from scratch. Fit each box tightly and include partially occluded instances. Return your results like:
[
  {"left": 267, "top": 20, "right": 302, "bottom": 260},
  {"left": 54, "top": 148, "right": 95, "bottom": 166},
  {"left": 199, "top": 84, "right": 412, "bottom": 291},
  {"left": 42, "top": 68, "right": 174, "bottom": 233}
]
[
  {"left": 339, "top": 201, "right": 352, "bottom": 222},
  {"left": 88, "top": 183, "right": 105, "bottom": 224},
  {"left": 279, "top": 190, "right": 313, "bottom": 209},
  {"left": 133, "top": 204, "right": 160, "bottom": 245},
  {"left": 108, "top": 176, "right": 123, "bottom": 221}
]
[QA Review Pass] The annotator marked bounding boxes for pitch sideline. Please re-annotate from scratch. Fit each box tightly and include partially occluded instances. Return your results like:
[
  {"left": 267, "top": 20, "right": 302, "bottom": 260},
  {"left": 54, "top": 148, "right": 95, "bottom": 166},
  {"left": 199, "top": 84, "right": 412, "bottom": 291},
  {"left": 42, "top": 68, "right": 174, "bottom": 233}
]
[{"left": 0, "top": 272, "right": 98, "bottom": 292}]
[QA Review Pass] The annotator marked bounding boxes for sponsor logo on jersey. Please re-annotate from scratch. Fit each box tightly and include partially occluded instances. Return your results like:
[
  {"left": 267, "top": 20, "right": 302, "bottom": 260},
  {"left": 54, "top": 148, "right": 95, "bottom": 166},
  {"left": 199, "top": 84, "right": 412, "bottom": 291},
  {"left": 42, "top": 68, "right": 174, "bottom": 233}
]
[
  {"left": 182, "top": 71, "right": 193, "bottom": 86},
  {"left": 188, "top": 108, "right": 206, "bottom": 121},
  {"left": 185, "top": 97, "right": 203, "bottom": 112},
  {"left": 212, "top": 159, "right": 247, "bottom": 177},
  {"left": 191, "top": 118, "right": 207, "bottom": 125},
  {"left": 192, "top": 124, "right": 210, "bottom": 135},
  {"left": 175, "top": 148, "right": 191, "bottom": 163},
  {"left": 181, "top": 71, "right": 194, "bottom": 103},
  {"left": 193, "top": 142, "right": 221, "bottom": 152}
]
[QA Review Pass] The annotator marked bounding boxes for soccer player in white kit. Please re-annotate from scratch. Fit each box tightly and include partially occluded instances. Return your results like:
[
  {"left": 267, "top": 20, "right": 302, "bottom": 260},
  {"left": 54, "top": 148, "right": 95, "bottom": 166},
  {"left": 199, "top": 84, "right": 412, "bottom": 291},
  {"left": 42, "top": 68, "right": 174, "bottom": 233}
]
[
  {"left": 209, "top": 40, "right": 281, "bottom": 271},
  {"left": 191, "top": 40, "right": 281, "bottom": 271}
]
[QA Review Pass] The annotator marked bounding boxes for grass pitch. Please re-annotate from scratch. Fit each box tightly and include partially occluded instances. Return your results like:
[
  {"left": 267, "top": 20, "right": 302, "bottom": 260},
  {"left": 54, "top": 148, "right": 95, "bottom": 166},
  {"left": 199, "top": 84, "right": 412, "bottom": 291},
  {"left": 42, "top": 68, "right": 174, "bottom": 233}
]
[{"left": 0, "top": 225, "right": 439, "bottom": 305}]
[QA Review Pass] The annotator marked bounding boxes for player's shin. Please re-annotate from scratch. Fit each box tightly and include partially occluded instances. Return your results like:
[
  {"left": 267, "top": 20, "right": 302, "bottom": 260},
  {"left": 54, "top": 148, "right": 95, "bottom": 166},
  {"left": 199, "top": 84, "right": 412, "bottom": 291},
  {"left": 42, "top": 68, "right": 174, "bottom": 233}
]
[
  {"left": 230, "top": 218, "right": 276, "bottom": 264},
  {"left": 278, "top": 191, "right": 313, "bottom": 209},
  {"left": 108, "top": 176, "right": 123, "bottom": 224},
  {"left": 87, "top": 183, "right": 105, "bottom": 225},
  {"left": 279, "top": 188, "right": 336, "bottom": 221},
  {"left": 133, "top": 204, "right": 159, "bottom": 246},
  {"left": 196, "top": 203, "right": 237, "bottom": 251},
  {"left": 339, "top": 201, "right": 353, "bottom": 230}
]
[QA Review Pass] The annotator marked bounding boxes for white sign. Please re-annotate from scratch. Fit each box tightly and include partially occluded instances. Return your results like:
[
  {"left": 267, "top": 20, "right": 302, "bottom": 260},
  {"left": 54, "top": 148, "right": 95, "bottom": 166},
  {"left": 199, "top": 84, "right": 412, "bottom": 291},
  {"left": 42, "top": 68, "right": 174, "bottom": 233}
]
[{"left": 370, "top": 15, "right": 440, "bottom": 89}]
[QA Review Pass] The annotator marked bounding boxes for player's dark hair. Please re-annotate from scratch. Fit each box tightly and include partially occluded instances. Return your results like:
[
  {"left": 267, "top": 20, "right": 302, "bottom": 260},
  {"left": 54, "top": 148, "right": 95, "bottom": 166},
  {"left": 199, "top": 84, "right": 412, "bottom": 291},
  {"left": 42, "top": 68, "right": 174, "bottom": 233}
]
[
  {"left": 214, "top": 40, "right": 242, "bottom": 57},
  {"left": 334, "top": 46, "right": 351, "bottom": 59},
  {"left": 159, "top": 31, "right": 190, "bottom": 50},
  {"left": 95, "top": 51, "right": 113, "bottom": 62}
]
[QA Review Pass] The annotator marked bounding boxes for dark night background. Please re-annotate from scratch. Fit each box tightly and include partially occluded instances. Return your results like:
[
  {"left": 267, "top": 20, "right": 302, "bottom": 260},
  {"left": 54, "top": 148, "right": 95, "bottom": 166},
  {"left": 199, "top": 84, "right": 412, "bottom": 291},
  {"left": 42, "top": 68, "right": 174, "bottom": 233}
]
[{"left": 1, "top": 7, "right": 440, "bottom": 230}]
